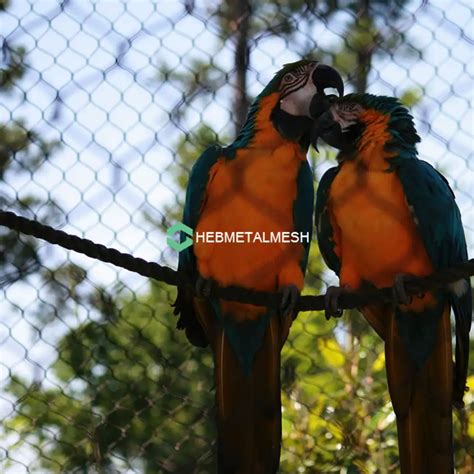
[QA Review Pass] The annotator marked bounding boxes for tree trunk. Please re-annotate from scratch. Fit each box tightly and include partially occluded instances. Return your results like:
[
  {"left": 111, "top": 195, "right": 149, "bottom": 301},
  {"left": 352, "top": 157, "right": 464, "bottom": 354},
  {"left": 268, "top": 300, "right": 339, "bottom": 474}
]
[
  {"left": 355, "top": 0, "right": 373, "bottom": 94},
  {"left": 230, "top": 0, "right": 251, "bottom": 133}
]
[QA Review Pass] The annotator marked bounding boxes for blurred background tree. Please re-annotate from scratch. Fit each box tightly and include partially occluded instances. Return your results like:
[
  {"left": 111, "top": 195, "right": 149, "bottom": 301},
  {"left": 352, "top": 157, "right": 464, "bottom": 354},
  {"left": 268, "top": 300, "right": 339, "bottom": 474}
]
[
  {"left": 0, "top": 0, "right": 62, "bottom": 288},
  {"left": 1, "top": 0, "right": 472, "bottom": 472}
]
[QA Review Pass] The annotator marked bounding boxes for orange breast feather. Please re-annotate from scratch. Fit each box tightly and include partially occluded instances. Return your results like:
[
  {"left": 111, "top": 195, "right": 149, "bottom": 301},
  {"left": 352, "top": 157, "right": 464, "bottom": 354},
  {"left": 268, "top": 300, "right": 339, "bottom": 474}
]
[
  {"left": 329, "top": 111, "right": 434, "bottom": 293},
  {"left": 194, "top": 95, "right": 307, "bottom": 314}
]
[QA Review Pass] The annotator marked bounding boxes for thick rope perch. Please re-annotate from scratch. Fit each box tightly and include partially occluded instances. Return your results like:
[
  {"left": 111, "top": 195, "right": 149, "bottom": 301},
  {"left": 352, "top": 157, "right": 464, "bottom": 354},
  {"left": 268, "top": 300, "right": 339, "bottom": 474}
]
[{"left": 0, "top": 210, "right": 472, "bottom": 312}]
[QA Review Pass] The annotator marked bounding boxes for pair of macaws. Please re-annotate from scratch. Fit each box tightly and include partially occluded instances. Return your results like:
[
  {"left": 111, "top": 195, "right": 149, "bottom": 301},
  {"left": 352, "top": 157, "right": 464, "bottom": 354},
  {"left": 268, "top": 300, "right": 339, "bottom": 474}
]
[{"left": 173, "top": 60, "right": 471, "bottom": 473}]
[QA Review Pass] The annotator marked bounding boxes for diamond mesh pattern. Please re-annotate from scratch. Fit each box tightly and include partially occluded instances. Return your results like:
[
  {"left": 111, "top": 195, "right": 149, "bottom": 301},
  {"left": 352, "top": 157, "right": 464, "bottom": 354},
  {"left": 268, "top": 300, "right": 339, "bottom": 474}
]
[{"left": 0, "top": 1, "right": 472, "bottom": 472}]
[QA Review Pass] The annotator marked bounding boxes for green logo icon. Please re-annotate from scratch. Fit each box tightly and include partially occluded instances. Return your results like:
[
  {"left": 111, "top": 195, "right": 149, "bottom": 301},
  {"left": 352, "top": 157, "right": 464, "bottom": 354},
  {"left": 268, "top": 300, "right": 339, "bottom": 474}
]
[{"left": 167, "top": 222, "right": 194, "bottom": 252}]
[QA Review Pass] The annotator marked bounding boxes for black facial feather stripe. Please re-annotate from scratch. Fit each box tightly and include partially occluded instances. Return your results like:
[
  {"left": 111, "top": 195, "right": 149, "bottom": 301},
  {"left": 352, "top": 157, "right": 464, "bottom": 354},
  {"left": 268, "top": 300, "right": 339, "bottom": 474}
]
[
  {"left": 280, "top": 78, "right": 307, "bottom": 98},
  {"left": 280, "top": 63, "right": 315, "bottom": 99},
  {"left": 280, "top": 66, "right": 311, "bottom": 98}
]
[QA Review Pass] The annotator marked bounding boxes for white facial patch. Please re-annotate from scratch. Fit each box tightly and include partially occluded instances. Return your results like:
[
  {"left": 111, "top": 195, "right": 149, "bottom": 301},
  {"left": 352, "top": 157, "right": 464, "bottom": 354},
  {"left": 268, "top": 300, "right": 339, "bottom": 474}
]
[
  {"left": 280, "top": 79, "right": 317, "bottom": 117},
  {"left": 449, "top": 279, "right": 469, "bottom": 297},
  {"left": 331, "top": 103, "right": 364, "bottom": 131}
]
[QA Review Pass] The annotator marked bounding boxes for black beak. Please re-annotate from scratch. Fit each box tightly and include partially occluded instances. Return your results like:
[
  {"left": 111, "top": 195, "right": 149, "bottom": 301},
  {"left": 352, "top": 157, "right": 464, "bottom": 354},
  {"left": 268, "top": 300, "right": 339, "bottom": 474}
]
[
  {"left": 312, "top": 64, "right": 344, "bottom": 98},
  {"left": 309, "top": 64, "right": 344, "bottom": 133},
  {"left": 308, "top": 65, "right": 344, "bottom": 150},
  {"left": 310, "top": 109, "right": 343, "bottom": 152}
]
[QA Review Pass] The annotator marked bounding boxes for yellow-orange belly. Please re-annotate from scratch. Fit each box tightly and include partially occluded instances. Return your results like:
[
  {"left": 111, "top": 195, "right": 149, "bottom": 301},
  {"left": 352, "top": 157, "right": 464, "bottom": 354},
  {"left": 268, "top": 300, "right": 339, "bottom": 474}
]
[
  {"left": 329, "top": 162, "right": 433, "bottom": 289},
  {"left": 194, "top": 143, "right": 306, "bottom": 295}
]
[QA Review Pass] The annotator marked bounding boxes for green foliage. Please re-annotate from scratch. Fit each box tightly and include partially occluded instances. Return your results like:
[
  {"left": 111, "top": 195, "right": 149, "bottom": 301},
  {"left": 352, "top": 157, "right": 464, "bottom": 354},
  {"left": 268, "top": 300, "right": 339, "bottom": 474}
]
[
  {"left": 0, "top": 121, "right": 60, "bottom": 178},
  {"left": 399, "top": 87, "right": 423, "bottom": 108},
  {"left": 4, "top": 275, "right": 400, "bottom": 472},
  {"left": 4, "top": 282, "right": 216, "bottom": 472},
  {"left": 1, "top": 1, "right": 473, "bottom": 473},
  {"left": 280, "top": 310, "right": 398, "bottom": 472},
  {"left": 454, "top": 339, "right": 474, "bottom": 472},
  {"left": 145, "top": 123, "right": 224, "bottom": 231},
  {"left": 330, "top": 0, "right": 418, "bottom": 93},
  {"left": 0, "top": 29, "right": 61, "bottom": 288},
  {"left": 0, "top": 44, "right": 26, "bottom": 90}
]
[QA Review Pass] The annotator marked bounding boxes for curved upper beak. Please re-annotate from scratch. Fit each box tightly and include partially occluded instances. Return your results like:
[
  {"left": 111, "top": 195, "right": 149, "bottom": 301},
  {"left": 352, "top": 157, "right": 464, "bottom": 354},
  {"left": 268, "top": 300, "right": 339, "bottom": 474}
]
[
  {"left": 310, "top": 109, "right": 343, "bottom": 152},
  {"left": 308, "top": 64, "right": 344, "bottom": 142},
  {"left": 312, "top": 64, "right": 344, "bottom": 98},
  {"left": 308, "top": 64, "right": 344, "bottom": 152}
]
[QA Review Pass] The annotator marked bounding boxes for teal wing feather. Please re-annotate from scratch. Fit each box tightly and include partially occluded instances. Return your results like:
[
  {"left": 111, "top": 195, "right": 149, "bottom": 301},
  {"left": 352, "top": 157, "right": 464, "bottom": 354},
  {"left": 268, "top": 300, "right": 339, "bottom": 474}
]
[
  {"left": 174, "top": 143, "right": 268, "bottom": 374},
  {"left": 180, "top": 145, "right": 222, "bottom": 271},
  {"left": 173, "top": 145, "right": 222, "bottom": 347},
  {"left": 396, "top": 159, "right": 468, "bottom": 272},
  {"left": 314, "top": 166, "right": 341, "bottom": 275},
  {"left": 293, "top": 159, "right": 315, "bottom": 274},
  {"left": 396, "top": 157, "right": 472, "bottom": 399}
]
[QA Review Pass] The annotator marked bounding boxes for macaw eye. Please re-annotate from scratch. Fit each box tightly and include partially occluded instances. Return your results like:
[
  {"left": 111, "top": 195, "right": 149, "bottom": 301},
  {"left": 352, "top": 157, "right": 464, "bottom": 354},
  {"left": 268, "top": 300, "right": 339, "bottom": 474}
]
[{"left": 282, "top": 73, "right": 294, "bottom": 83}]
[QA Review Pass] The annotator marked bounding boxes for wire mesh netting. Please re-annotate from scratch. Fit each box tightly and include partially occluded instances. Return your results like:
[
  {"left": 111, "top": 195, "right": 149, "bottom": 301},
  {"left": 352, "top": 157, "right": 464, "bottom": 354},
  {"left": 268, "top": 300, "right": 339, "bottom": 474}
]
[{"left": 0, "top": 0, "right": 473, "bottom": 472}]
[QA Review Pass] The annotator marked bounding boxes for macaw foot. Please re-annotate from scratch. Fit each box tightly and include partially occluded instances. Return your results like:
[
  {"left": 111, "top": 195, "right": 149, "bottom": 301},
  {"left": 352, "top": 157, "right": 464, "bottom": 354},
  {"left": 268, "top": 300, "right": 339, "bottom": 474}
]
[
  {"left": 195, "top": 276, "right": 215, "bottom": 298},
  {"left": 452, "top": 379, "right": 467, "bottom": 410},
  {"left": 324, "top": 286, "right": 345, "bottom": 320},
  {"left": 280, "top": 284, "right": 300, "bottom": 316},
  {"left": 392, "top": 273, "right": 420, "bottom": 305},
  {"left": 279, "top": 285, "right": 300, "bottom": 345}
]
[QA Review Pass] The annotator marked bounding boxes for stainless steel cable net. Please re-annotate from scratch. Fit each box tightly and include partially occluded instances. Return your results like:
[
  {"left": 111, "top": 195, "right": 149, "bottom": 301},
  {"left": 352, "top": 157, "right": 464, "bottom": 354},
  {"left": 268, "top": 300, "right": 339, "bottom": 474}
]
[{"left": 0, "top": 1, "right": 473, "bottom": 472}]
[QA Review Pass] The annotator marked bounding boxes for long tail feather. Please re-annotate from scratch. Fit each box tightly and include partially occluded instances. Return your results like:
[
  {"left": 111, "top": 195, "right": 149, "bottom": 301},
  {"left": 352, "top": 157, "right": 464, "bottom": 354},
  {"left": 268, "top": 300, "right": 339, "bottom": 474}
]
[
  {"left": 214, "top": 312, "right": 282, "bottom": 473},
  {"left": 252, "top": 316, "right": 282, "bottom": 473},
  {"left": 385, "top": 305, "right": 453, "bottom": 474},
  {"left": 452, "top": 286, "right": 472, "bottom": 407},
  {"left": 215, "top": 324, "right": 254, "bottom": 473}
]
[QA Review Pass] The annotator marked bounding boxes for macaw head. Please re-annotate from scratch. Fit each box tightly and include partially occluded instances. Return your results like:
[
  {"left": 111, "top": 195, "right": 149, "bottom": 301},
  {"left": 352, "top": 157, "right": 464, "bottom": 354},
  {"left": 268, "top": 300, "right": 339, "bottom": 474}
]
[
  {"left": 269, "top": 60, "right": 344, "bottom": 116},
  {"left": 310, "top": 93, "right": 420, "bottom": 157},
  {"left": 251, "top": 60, "right": 344, "bottom": 145}
]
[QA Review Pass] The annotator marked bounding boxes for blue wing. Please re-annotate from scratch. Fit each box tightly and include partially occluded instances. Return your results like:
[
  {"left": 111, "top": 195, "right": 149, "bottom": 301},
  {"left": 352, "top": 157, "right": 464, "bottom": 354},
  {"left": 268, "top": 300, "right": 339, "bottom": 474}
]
[
  {"left": 396, "top": 158, "right": 472, "bottom": 403},
  {"left": 314, "top": 166, "right": 341, "bottom": 275},
  {"left": 178, "top": 145, "right": 222, "bottom": 274},
  {"left": 293, "top": 159, "right": 315, "bottom": 274},
  {"left": 174, "top": 145, "right": 222, "bottom": 347}
]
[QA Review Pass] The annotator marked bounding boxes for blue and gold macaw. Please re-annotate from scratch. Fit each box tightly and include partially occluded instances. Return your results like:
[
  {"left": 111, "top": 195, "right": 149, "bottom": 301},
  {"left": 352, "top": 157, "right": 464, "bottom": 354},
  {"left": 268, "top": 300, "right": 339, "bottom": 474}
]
[
  {"left": 173, "top": 61, "right": 343, "bottom": 472},
  {"left": 312, "top": 93, "right": 472, "bottom": 473}
]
